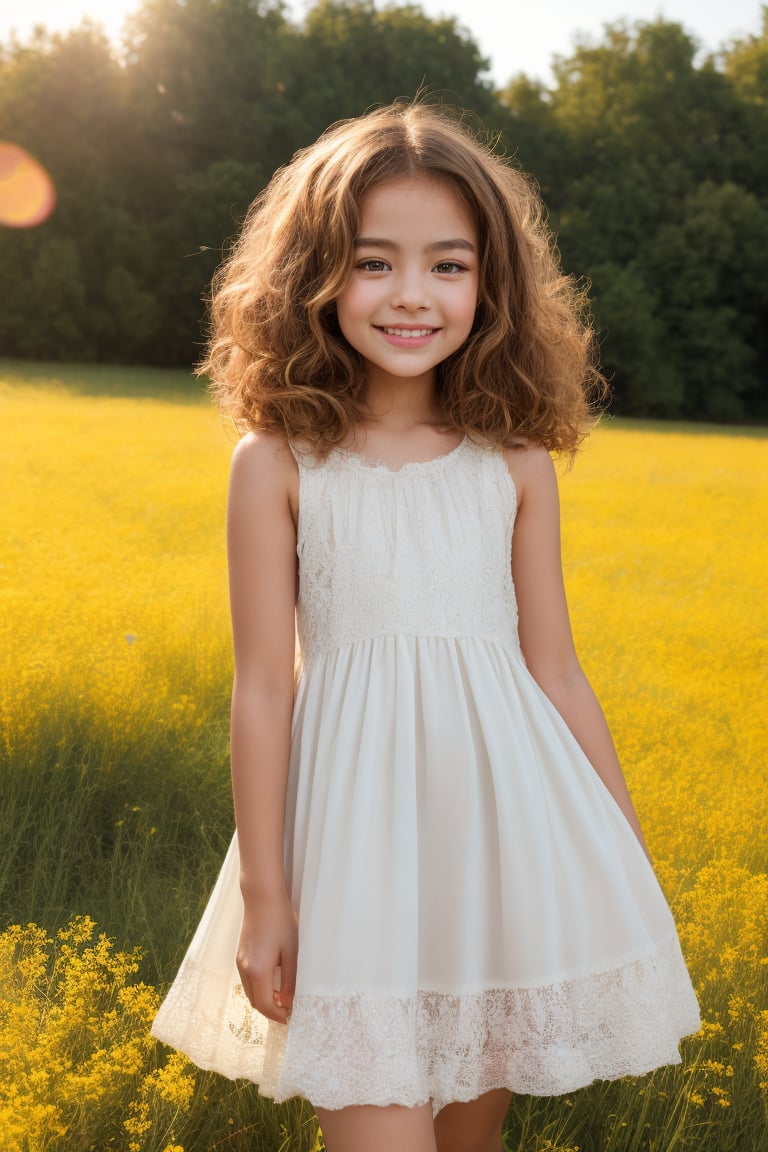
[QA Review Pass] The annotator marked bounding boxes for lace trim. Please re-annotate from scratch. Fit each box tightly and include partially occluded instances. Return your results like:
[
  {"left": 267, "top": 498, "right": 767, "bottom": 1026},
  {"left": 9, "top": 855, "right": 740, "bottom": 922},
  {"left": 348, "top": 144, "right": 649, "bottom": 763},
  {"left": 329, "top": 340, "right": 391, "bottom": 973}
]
[
  {"left": 326, "top": 435, "right": 469, "bottom": 476},
  {"left": 152, "top": 935, "right": 700, "bottom": 1115}
]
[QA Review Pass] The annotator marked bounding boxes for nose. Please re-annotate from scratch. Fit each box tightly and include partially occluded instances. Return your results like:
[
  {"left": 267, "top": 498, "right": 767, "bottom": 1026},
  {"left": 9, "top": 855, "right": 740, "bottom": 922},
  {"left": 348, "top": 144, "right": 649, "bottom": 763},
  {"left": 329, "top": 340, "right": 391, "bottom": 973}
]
[{"left": 390, "top": 268, "right": 430, "bottom": 311}]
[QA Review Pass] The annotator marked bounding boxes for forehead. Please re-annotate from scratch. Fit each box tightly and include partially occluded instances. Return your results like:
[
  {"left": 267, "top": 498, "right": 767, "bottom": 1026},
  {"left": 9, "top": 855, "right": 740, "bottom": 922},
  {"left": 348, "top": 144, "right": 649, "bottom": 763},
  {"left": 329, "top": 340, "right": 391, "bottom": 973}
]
[{"left": 356, "top": 176, "right": 476, "bottom": 241}]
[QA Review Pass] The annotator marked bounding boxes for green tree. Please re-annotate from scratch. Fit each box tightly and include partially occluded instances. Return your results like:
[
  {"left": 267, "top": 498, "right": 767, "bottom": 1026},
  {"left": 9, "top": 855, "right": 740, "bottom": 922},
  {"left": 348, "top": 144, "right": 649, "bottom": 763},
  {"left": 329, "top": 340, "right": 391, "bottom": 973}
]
[
  {"left": 641, "top": 182, "right": 768, "bottom": 421},
  {"left": 122, "top": 0, "right": 296, "bottom": 178},
  {"left": 157, "top": 159, "right": 266, "bottom": 364},
  {"left": 587, "top": 262, "right": 683, "bottom": 418},
  {"left": 0, "top": 24, "right": 160, "bottom": 361},
  {"left": 290, "top": 0, "right": 498, "bottom": 142},
  {"left": 719, "top": 5, "right": 768, "bottom": 194},
  {"left": 721, "top": 4, "right": 768, "bottom": 103},
  {"left": 496, "top": 75, "right": 571, "bottom": 209},
  {"left": 500, "top": 17, "right": 768, "bottom": 421},
  {"left": 29, "top": 236, "right": 89, "bottom": 360}
]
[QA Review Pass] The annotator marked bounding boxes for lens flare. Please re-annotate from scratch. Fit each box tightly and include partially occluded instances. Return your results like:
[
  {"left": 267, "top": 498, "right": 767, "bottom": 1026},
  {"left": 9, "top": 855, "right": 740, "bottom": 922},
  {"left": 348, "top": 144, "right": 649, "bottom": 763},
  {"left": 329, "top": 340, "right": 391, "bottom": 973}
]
[{"left": 0, "top": 143, "right": 56, "bottom": 228}]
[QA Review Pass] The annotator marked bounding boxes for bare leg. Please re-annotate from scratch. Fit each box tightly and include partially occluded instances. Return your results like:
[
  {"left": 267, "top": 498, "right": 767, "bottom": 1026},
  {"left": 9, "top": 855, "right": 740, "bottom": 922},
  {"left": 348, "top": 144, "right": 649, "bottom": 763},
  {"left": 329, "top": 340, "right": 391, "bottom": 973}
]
[
  {"left": 434, "top": 1089, "right": 512, "bottom": 1152},
  {"left": 316, "top": 1102, "right": 437, "bottom": 1152}
]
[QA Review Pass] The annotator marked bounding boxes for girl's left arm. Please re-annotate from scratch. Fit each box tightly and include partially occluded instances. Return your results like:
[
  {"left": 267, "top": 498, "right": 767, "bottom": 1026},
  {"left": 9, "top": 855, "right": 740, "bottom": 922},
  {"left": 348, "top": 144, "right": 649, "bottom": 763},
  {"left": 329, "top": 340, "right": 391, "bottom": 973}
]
[{"left": 507, "top": 444, "right": 653, "bottom": 863}]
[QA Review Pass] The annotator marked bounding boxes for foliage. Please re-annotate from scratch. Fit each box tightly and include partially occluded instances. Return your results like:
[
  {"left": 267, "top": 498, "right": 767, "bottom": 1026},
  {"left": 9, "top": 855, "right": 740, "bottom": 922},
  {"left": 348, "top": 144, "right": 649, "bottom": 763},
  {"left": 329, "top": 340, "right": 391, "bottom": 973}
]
[
  {"left": 0, "top": 5, "right": 766, "bottom": 419},
  {"left": 0, "top": 915, "right": 190, "bottom": 1151},
  {"left": 292, "top": 0, "right": 497, "bottom": 138},
  {"left": 499, "top": 12, "right": 768, "bottom": 421},
  {"left": 2, "top": 366, "right": 768, "bottom": 1147},
  {"left": 0, "top": 914, "right": 322, "bottom": 1152}
]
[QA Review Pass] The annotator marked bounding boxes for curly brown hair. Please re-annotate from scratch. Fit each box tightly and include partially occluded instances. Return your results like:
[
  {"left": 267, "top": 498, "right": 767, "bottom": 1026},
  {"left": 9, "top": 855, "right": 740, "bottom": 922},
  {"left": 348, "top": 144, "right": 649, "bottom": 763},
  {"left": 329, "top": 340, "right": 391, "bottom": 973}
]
[{"left": 202, "top": 101, "right": 607, "bottom": 456}]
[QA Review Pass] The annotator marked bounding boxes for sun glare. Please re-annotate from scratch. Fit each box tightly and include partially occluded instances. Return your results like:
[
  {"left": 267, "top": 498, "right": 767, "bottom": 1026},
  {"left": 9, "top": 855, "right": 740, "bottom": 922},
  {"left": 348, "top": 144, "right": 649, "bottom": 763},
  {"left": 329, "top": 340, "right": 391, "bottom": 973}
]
[
  {"left": 0, "top": 143, "right": 56, "bottom": 228},
  {"left": 0, "top": 1, "right": 139, "bottom": 45}
]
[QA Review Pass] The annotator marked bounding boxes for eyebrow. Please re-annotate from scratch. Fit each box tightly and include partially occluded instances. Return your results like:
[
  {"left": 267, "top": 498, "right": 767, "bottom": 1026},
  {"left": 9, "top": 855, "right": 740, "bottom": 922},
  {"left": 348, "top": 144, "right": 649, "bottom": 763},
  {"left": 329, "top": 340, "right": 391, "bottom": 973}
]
[{"left": 354, "top": 237, "right": 476, "bottom": 253}]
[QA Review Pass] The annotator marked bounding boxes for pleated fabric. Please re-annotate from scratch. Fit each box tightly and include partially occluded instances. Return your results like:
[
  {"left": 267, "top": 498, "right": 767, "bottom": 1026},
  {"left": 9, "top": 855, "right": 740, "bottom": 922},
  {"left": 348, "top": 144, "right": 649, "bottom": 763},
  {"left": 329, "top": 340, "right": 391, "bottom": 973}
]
[{"left": 151, "top": 437, "right": 700, "bottom": 1113}]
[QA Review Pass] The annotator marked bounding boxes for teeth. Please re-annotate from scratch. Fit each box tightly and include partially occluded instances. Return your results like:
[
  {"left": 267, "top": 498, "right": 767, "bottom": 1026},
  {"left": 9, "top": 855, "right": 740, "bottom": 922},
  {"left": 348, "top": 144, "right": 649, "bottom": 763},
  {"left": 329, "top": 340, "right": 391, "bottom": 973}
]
[{"left": 382, "top": 328, "right": 435, "bottom": 338}]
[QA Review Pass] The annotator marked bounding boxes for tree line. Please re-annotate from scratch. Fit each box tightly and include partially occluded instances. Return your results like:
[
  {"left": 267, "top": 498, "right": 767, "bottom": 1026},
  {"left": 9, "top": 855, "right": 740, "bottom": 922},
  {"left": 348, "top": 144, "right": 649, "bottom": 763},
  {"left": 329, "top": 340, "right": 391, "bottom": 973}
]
[{"left": 1, "top": 0, "right": 766, "bottom": 422}]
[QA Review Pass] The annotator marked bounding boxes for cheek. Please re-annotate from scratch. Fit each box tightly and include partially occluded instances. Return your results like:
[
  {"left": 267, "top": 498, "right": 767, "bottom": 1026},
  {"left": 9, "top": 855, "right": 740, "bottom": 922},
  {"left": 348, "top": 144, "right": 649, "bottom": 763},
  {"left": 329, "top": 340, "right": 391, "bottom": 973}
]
[
  {"left": 336, "top": 283, "right": 390, "bottom": 351},
  {"left": 335, "top": 287, "right": 372, "bottom": 351},
  {"left": 452, "top": 281, "right": 479, "bottom": 330},
  {"left": 336, "top": 283, "right": 370, "bottom": 327},
  {"left": 334, "top": 294, "right": 353, "bottom": 343}
]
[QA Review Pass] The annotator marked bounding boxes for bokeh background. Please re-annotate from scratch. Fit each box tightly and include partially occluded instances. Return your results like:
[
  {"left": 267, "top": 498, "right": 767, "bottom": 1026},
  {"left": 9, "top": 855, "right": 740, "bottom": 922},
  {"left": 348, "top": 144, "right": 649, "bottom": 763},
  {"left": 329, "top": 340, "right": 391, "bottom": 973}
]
[{"left": 1, "top": 3, "right": 767, "bottom": 1150}]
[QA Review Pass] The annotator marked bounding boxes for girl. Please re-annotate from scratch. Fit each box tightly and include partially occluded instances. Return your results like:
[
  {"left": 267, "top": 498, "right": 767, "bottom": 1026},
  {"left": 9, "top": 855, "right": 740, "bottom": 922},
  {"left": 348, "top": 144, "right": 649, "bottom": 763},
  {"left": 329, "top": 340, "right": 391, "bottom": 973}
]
[{"left": 152, "top": 102, "right": 700, "bottom": 1152}]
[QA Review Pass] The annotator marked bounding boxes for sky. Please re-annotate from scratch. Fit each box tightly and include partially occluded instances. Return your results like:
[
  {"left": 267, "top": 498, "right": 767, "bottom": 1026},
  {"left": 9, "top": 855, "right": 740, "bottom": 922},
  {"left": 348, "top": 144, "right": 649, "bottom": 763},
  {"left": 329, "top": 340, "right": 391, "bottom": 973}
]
[{"left": 0, "top": 0, "right": 763, "bottom": 86}]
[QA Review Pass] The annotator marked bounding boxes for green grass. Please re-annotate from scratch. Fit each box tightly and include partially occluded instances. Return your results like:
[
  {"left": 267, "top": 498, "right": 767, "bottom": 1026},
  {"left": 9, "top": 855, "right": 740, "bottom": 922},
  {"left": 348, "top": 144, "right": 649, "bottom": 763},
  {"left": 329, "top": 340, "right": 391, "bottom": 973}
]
[{"left": 0, "top": 358, "right": 208, "bottom": 401}]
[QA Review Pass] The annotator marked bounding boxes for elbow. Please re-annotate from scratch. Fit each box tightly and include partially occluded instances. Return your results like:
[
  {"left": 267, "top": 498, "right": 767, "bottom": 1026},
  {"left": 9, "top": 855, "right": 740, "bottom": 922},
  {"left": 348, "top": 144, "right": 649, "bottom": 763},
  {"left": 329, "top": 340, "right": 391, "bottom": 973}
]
[
  {"left": 232, "top": 669, "right": 295, "bottom": 709},
  {"left": 524, "top": 652, "right": 585, "bottom": 699}
]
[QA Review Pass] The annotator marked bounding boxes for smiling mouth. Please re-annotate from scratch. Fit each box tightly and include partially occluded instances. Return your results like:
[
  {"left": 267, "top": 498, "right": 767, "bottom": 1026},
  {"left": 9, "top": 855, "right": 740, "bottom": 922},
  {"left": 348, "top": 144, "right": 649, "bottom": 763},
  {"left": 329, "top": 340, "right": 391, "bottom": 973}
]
[{"left": 378, "top": 327, "right": 438, "bottom": 338}]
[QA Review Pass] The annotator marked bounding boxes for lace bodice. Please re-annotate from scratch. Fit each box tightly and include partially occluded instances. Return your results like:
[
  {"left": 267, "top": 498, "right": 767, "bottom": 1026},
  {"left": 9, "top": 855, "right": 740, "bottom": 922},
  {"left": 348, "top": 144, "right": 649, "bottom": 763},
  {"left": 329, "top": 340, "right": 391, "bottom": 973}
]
[{"left": 292, "top": 437, "right": 520, "bottom": 662}]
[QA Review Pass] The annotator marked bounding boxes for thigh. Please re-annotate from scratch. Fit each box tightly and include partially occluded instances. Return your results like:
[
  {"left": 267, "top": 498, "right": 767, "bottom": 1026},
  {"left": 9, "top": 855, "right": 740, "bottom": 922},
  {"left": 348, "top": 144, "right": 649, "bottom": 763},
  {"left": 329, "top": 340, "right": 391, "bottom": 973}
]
[
  {"left": 434, "top": 1089, "right": 512, "bottom": 1152},
  {"left": 315, "top": 1102, "right": 437, "bottom": 1152}
]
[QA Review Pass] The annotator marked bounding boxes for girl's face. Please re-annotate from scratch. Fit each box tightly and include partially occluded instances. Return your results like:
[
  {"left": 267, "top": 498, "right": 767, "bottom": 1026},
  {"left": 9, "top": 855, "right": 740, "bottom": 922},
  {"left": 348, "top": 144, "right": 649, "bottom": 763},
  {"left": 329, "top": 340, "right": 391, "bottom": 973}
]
[{"left": 335, "top": 176, "right": 479, "bottom": 392}]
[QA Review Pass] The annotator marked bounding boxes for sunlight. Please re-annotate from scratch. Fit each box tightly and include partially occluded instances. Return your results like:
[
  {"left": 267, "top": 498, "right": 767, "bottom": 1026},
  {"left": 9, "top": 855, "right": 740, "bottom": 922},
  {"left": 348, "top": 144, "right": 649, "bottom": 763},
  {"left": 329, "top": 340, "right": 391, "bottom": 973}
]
[{"left": 0, "top": 1, "right": 139, "bottom": 44}]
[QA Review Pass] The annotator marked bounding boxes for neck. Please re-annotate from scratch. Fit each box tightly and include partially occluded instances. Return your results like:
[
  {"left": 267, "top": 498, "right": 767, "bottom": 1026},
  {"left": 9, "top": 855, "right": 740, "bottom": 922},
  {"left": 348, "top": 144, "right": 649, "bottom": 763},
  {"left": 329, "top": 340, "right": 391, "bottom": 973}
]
[{"left": 360, "top": 367, "right": 442, "bottom": 429}]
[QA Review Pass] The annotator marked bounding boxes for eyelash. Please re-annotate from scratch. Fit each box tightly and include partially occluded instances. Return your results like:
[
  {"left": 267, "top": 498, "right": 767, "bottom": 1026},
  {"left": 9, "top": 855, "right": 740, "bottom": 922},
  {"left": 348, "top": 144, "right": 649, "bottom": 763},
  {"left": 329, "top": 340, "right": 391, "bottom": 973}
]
[{"left": 356, "top": 259, "right": 467, "bottom": 275}]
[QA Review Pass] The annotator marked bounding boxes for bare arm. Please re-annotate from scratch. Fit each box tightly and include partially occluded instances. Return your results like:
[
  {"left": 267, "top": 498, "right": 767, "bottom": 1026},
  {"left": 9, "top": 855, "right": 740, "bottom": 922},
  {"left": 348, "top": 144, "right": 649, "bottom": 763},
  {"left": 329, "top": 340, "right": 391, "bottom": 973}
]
[
  {"left": 227, "top": 431, "right": 299, "bottom": 1021},
  {"left": 507, "top": 444, "right": 652, "bottom": 863}
]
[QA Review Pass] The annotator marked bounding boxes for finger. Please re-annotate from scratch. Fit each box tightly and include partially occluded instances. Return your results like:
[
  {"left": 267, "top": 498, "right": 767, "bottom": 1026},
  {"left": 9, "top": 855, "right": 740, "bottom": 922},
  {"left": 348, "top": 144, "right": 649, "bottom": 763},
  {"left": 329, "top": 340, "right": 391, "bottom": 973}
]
[
  {"left": 247, "top": 966, "right": 288, "bottom": 1023},
  {"left": 270, "top": 985, "right": 291, "bottom": 1019},
  {"left": 271, "top": 964, "right": 286, "bottom": 1011},
  {"left": 252, "top": 979, "right": 290, "bottom": 1023},
  {"left": 268, "top": 962, "right": 293, "bottom": 1020},
  {"left": 238, "top": 959, "right": 288, "bottom": 1023},
  {"left": 278, "top": 948, "right": 298, "bottom": 1009}
]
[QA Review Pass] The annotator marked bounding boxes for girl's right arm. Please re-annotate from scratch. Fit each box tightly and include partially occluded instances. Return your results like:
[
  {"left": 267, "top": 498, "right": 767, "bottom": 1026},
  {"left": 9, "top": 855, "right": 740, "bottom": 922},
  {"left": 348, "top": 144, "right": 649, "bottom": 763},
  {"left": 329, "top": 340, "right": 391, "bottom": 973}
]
[{"left": 226, "top": 432, "right": 299, "bottom": 1025}]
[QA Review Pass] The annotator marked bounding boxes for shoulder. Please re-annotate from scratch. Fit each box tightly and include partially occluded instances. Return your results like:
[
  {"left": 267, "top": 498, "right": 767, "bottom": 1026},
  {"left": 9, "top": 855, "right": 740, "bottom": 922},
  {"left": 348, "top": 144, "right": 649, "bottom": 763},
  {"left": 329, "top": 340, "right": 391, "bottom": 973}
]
[
  {"left": 501, "top": 440, "right": 558, "bottom": 508},
  {"left": 228, "top": 431, "right": 299, "bottom": 522},
  {"left": 231, "top": 430, "right": 296, "bottom": 481},
  {"left": 230, "top": 430, "right": 298, "bottom": 496}
]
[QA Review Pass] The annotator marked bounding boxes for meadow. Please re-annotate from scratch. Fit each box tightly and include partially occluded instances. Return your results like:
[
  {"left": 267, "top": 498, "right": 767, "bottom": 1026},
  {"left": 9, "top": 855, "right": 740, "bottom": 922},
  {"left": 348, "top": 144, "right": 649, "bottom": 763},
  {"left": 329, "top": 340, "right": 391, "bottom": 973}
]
[{"left": 1, "top": 362, "right": 766, "bottom": 1152}]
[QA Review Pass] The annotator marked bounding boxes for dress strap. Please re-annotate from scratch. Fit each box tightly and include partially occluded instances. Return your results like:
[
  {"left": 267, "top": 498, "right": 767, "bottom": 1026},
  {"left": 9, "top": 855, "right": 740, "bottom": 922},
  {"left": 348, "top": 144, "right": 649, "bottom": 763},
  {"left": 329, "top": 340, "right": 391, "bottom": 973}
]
[
  {"left": 287, "top": 440, "right": 316, "bottom": 470},
  {"left": 288, "top": 440, "right": 344, "bottom": 475}
]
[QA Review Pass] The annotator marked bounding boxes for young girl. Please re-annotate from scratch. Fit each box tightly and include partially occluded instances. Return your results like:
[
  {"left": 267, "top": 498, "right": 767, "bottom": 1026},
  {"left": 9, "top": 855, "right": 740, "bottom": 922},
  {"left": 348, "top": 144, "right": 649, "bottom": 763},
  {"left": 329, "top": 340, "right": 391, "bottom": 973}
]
[{"left": 152, "top": 102, "right": 700, "bottom": 1152}]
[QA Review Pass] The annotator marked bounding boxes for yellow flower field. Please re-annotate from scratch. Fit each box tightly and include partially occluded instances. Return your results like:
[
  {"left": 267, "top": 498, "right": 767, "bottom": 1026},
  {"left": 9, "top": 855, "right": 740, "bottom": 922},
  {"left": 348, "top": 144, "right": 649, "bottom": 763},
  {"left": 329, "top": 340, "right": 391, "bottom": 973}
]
[{"left": 0, "top": 362, "right": 766, "bottom": 1151}]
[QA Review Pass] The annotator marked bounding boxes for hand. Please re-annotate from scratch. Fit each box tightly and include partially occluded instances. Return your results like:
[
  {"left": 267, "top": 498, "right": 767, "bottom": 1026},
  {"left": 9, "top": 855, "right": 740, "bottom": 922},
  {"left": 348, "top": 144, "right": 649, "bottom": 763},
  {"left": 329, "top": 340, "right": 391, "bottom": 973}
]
[{"left": 236, "top": 891, "right": 298, "bottom": 1025}]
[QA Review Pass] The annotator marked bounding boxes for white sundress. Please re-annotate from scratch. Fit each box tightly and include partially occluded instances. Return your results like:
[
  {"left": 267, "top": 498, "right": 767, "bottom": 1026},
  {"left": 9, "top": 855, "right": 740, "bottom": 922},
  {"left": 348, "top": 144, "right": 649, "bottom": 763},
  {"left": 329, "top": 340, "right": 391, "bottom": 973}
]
[{"left": 151, "top": 435, "right": 701, "bottom": 1114}]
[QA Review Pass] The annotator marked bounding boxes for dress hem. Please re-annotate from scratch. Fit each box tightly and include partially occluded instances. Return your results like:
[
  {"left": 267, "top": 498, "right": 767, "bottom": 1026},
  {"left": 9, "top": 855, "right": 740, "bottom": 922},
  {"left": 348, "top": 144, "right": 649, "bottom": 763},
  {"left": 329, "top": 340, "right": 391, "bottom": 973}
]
[{"left": 151, "top": 933, "right": 701, "bottom": 1116}]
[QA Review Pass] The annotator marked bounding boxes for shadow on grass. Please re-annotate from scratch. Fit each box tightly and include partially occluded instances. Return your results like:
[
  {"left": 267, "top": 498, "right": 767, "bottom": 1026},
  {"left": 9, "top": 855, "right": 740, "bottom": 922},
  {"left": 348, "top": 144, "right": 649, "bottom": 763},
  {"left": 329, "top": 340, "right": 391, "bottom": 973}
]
[
  {"left": 0, "top": 359, "right": 210, "bottom": 404},
  {"left": 602, "top": 414, "right": 768, "bottom": 439}
]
